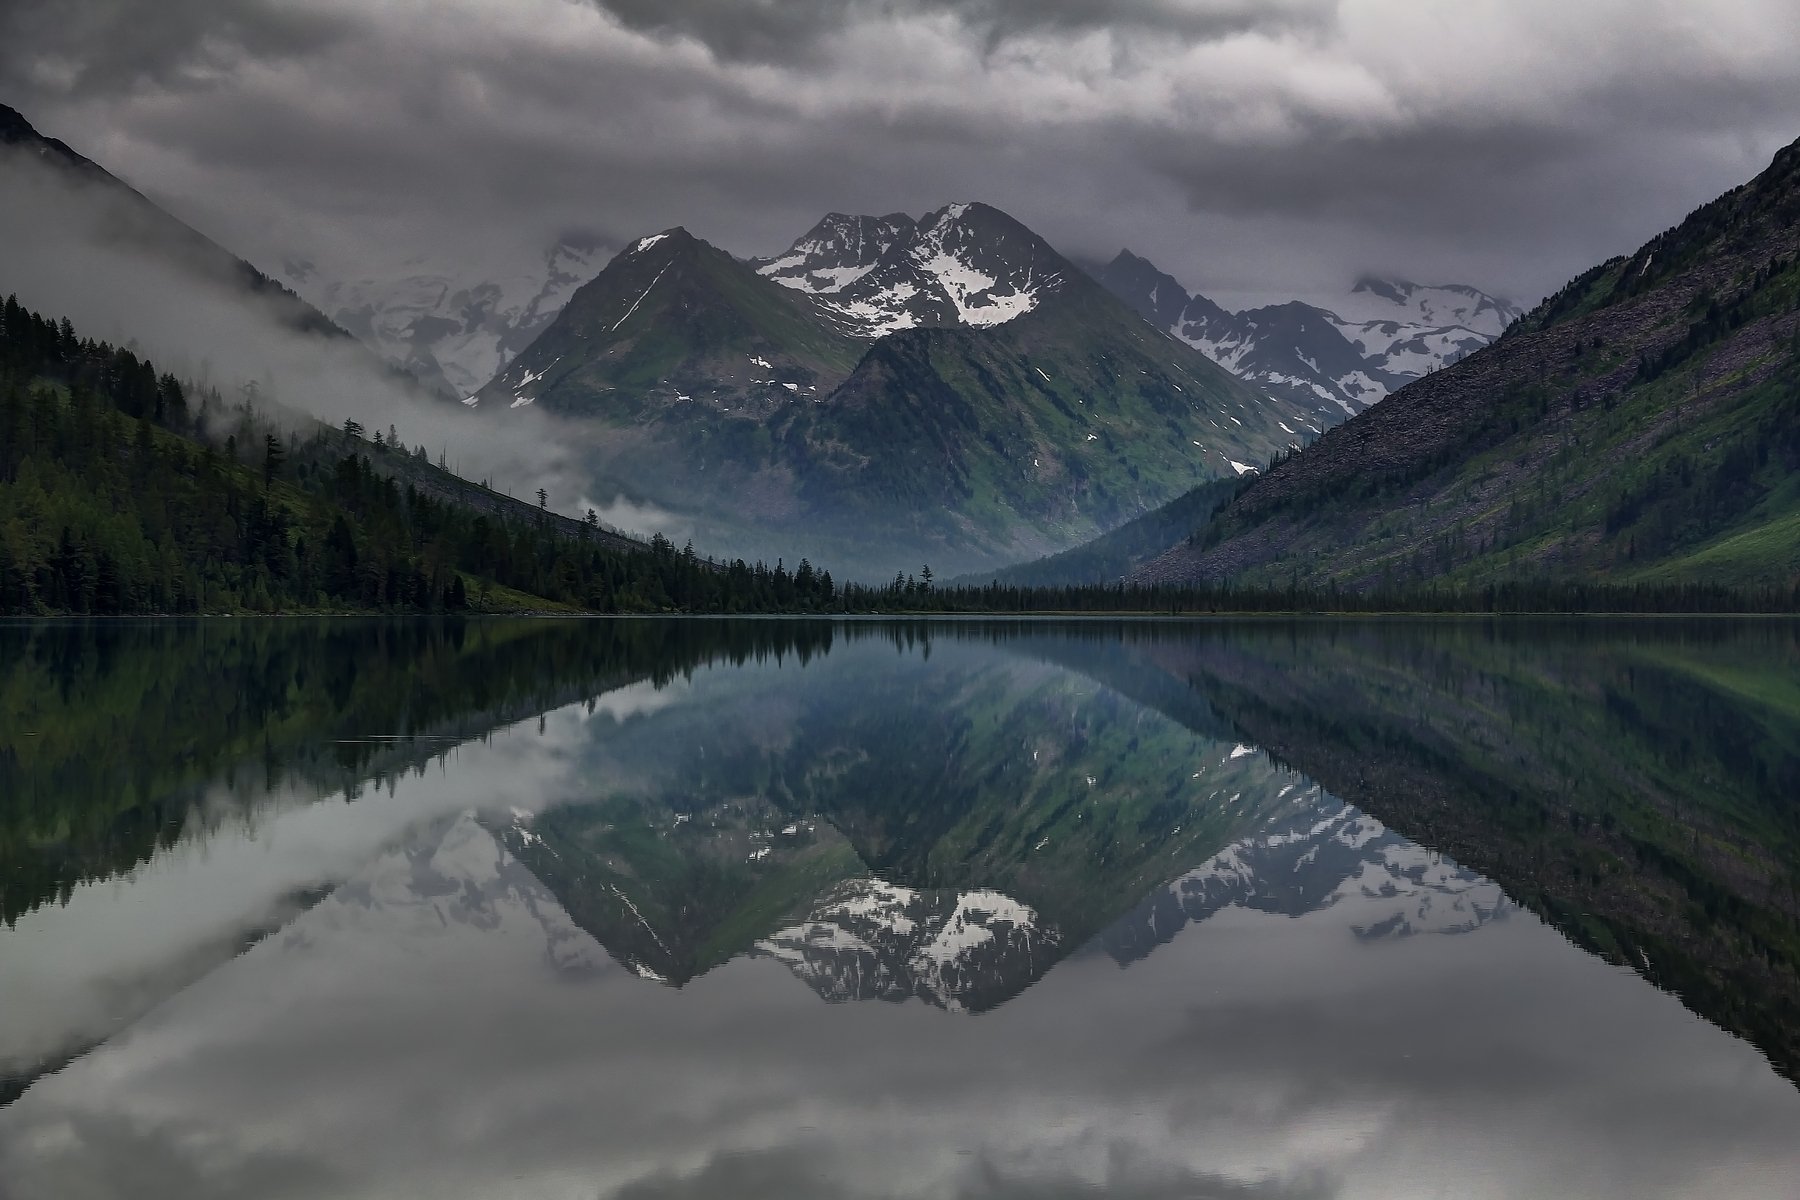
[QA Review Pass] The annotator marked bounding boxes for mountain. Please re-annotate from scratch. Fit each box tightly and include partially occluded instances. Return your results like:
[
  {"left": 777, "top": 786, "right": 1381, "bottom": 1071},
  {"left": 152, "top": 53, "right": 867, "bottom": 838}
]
[
  {"left": 1110, "top": 619, "right": 1800, "bottom": 1080},
  {"left": 475, "top": 226, "right": 865, "bottom": 416},
  {"left": 484, "top": 644, "right": 1332, "bottom": 1010},
  {"left": 0, "top": 103, "right": 353, "bottom": 345},
  {"left": 1133, "top": 133, "right": 1800, "bottom": 591},
  {"left": 750, "top": 211, "right": 916, "bottom": 296},
  {"left": 1087, "top": 249, "right": 1520, "bottom": 429},
  {"left": 0, "top": 296, "right": 860, "bottom": 617},
  {"left": 280, "top": 236, "right": 609, "bottom": 398},
  {"left": 476, "top": 204, "right": 1318, "bottom": 577},
  {"left": 757, "top": 202, "right": 1071, "bottom": 336}
]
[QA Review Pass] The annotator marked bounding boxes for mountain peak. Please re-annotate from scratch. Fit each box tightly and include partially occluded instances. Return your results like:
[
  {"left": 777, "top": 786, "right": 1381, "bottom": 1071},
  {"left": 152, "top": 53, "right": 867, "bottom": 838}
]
[
  {"left": 1108, "top": 248, "right": 1161, "bottom": 272},
  {"left": 753, "top": 211, "right": 915, "bottom": 295},
  {"left": 622, "top": 227, "right": 693, "bottom": 256},
  {"left": 749, "top": 201, "right": 1073, "bottom": 337},
  {"left": 813, "top": 200, "right": 1070, "bottom": 335},
  {"left": 1349, "top": 275, "right": 1415, "bottom": 303},
  {"left": 0, "top": 103, "right": 37, "bottom": 142}
]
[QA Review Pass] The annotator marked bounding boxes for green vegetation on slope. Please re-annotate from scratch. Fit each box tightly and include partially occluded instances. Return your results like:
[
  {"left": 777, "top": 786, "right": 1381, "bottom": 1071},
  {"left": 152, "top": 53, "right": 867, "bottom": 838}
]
[
  {"left": 1121, "top": 619, "right": 1800, "bottom": 1081},
  {"left": 1139, "top": 135, "right": 1800, "bottom": 592},
  {"left": 0, "top": 294, "right": 854, "bottom": 615},
  {"left": 479, "top": 223, "right": 1312, "bottom": 579}
]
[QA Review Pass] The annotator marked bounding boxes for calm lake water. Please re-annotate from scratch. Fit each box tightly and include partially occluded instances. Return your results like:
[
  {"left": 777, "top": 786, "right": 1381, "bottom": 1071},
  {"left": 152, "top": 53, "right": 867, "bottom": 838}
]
[{"left": 2, "top": 617, "right": 1799, "bottom": 1199}]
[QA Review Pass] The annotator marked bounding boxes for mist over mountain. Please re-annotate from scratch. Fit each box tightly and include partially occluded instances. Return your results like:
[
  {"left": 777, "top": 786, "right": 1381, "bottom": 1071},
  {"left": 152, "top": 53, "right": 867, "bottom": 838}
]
[
  {"left": 0, "top": 103, "right": 600, "bottom": 515},
  {"left": 280, "top": 236, "right": 612, "bottom": 399}
]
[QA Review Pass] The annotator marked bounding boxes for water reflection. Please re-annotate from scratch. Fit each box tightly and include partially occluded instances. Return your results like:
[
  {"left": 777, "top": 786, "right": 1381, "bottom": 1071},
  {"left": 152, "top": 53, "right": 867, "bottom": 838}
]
[{"left": 1, "top": 617, "right": 1797, "bottom": 1199}]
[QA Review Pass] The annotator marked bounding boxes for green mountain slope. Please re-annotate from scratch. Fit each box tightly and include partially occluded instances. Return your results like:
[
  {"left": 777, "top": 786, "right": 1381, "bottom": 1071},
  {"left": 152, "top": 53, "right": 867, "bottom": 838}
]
[
  {"left": 0, "top": 295, "right": 835, "bottom": 615},
  {"left": 476, "top": 228, "right": 864, "bottom": 417},
  {"left": 476, "top": 205, "right": 1312, "bottom": 578},
  {"left": 950, "top": 477, "right": 1238, "bottom": 587},
  {"left": 1134, "top": 135, "right": 1800, "bottom": 591},
  {"left": 785, "top": 274, "right": 1303, "bottom": 567}
]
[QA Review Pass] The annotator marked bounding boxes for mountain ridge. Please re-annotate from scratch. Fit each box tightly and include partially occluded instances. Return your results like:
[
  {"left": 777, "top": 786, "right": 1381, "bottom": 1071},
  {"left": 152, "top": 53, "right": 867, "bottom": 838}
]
[
  {"left": 1086, "top": 248, "right": 1520, "bottom": 429},
  {"left": 1132, "top": 133, "right": 1800, "bottom": 591},
  {"left": 0, "top": 102, "right": 355, "bottom": 346},
  {"left": 474, "top": 203, "right": 1319, "bottom": 576}
]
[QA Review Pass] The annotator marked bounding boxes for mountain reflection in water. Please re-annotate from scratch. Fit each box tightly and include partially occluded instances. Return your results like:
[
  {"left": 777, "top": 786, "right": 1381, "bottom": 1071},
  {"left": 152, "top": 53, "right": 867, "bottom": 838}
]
[{"left": 1, "top": 617, "right": 1797, "bottom": 1199}]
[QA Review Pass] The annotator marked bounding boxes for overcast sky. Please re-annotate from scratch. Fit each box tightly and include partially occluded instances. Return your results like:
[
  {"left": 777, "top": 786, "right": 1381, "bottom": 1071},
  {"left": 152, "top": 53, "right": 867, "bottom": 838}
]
[{"left": 5, "top": 0, "right": 1800, "bottom": 309}]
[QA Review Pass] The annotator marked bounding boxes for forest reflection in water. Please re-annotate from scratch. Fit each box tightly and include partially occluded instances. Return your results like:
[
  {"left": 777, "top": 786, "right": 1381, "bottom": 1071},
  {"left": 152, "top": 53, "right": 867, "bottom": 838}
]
[{"left": 1, "top": 616, "right": 1797, "bottom": 1199}]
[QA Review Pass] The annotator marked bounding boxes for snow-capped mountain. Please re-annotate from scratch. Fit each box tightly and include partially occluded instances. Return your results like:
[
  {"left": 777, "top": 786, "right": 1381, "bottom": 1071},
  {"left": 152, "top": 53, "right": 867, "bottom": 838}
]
[
  {"left": 752, "top": 212, "right": 915, "bottom": 295},
  {"left": 282, "top": 236, "right": 610, "bottom": 398},
  {"left": 1096, "top": 795, "right": 1512, "bottom": 967},
  {"left": 755, "top": 879, "right": 1060, "bottom": 1013},
  {"left": 1088, "top": 250, "right": 1521, "bottom": 432},
  {"left": 471, "top": 206, "right": 1316, "bottom": 577},
  {"left": 753, "top": 202, "right": 1073, "bottom": 337},
  {"left": 1333, "top": 275, "right": 1519, "bottom": 336},
  {"left": 750, "top": 794, "right": 1510, "bottom": 1011}
]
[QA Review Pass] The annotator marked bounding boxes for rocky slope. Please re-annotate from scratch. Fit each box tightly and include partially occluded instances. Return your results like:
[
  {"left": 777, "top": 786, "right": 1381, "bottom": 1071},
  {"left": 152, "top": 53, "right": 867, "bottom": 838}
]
[
  {"left": 1133, "top": 134, "right": 1800, "bottom": 591},
  {"left": 758, "top": 202, "right": 1071, "bottom": 336}
]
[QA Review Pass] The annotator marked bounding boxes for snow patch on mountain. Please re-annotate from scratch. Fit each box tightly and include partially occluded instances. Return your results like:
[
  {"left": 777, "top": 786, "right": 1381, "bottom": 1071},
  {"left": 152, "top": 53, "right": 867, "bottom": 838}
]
[
  {"left": 1089, "top": 250, "right": 1520, "bottom": 434},
  {"left": 1096, "top": 796, "right": 1512, "bottom": 969},
  {"left": 1331, "top": 276, "right": 1519, "bottom": 336},
  {"left": 755, "top": 877, "right": 1058, "bottom": 1013},
  {"left": 754, "top": 212, "right": 914, "bottom": 295},
  {"left": 755, "top": 203, "right": 1064, "bottom": 339}
]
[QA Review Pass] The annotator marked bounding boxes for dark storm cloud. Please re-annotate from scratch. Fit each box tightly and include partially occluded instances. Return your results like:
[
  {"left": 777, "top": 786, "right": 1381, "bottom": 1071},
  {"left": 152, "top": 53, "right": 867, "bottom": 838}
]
[
  {"left": 590, "top": 0, "right": 1332, "bottom": 63},
  {"left": 0, "top": 0, "right": 354, "bottom": 95},
  {"left": 3, "top": 0, "right": 1800, "bottom": 309}
]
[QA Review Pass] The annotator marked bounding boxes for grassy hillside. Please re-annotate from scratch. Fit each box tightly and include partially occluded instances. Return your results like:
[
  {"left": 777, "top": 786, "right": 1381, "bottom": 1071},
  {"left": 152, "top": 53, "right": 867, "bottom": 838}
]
[{"left": 1136, "top": 134, "right": 1800, "bottom": 592}]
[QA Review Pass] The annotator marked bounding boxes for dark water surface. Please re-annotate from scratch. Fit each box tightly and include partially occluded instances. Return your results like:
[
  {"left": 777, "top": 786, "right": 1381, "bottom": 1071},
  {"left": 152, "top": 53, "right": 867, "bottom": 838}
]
[{"left": 2, "top": 617, "right": 1798, "bottom": 1198}]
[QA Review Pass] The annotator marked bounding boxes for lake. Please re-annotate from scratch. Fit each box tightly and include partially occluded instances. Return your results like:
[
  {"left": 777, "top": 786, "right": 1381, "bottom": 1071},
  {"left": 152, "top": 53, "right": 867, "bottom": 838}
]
[{"left": 2, "top": 617, "right": 1798, "bottom": 1198}]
